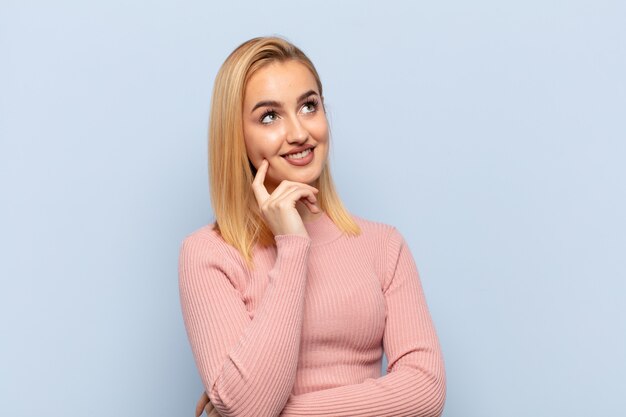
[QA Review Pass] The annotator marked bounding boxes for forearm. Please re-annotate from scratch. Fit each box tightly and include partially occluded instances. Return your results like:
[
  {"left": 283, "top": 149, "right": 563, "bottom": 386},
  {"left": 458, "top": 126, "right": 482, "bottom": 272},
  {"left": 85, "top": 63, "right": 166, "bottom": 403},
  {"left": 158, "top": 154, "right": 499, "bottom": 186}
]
[{"left": 280, "top": 365, "right": 445, "bottom": 417}]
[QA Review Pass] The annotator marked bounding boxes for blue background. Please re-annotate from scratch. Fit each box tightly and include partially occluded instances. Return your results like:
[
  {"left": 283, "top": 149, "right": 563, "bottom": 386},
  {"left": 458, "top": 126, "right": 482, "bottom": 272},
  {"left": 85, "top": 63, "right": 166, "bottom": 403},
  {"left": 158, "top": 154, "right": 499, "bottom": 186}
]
[{"left": 1, "top": 1, "right": 625, "bottom": 416}]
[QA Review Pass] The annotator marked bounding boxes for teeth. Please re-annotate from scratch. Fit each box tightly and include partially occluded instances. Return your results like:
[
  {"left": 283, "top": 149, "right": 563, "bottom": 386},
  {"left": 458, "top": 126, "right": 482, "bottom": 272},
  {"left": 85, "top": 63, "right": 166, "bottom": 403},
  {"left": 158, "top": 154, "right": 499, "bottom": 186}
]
[{"left": 285, "top": 148, "right": 312, "bottom": 160}]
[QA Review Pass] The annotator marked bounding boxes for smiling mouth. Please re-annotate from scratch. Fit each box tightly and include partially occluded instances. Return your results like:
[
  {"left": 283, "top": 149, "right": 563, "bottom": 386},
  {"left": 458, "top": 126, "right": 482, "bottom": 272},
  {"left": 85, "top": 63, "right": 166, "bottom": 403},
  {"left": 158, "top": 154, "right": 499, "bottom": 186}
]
[{"left": 283, "top": 147, "right": 314, "bottom": 160}]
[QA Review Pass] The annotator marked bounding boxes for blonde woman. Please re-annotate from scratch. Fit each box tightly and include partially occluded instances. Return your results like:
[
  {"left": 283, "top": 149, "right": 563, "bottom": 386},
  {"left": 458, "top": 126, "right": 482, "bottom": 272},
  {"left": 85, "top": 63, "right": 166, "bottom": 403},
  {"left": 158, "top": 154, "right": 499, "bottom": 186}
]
[{"left": 178, "top": 36, "right": 446, "bottom": 417}]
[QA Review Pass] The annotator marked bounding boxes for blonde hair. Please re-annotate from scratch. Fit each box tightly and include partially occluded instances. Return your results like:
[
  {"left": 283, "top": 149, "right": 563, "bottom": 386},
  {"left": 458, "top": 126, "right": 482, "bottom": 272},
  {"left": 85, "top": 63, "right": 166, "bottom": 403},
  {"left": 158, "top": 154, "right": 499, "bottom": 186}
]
[{"left": 209, "top": 36, "right": 360, "bottom": 269}]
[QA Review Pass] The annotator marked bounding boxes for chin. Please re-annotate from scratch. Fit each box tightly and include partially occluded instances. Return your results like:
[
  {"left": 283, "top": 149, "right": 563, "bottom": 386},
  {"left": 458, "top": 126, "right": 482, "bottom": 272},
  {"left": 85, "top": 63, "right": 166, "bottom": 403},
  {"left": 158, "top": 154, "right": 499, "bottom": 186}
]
[{"left": 290, "top": 170, "right": 322, "bottom": 184}]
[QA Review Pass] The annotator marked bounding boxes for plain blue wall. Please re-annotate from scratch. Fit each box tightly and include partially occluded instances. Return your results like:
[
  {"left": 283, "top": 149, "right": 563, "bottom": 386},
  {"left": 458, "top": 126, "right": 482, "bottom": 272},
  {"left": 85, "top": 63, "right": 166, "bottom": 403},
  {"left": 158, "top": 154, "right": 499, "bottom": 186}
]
[{"left": 1, "top": 1, "right": 625, "bottom": 416}]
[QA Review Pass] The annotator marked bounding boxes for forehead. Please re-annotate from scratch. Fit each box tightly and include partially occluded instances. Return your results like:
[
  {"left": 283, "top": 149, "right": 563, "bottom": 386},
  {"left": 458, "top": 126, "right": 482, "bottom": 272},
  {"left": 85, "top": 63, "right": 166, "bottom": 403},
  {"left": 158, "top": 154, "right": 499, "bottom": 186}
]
[{"left": 244, "top": 60, "right": 318, "bottom": 103}]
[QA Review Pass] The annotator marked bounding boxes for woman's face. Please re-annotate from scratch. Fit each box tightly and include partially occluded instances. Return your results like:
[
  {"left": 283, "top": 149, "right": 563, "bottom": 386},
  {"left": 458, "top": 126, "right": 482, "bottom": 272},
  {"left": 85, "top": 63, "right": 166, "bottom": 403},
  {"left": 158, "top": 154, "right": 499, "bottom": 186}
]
[{"left": 242, "top": 60, "right": 329, "bottom": 193}]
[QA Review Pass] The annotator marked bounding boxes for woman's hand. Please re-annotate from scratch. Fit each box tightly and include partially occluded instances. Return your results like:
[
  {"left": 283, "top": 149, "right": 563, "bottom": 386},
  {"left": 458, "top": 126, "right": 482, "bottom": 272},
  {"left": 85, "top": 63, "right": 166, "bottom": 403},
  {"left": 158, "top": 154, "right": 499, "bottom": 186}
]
[
  {"left": 251, "top": 159, "right": 320, "bottom": 237},
  {"left": 195, "top": 391, "right": 220, "bottom": 417}
]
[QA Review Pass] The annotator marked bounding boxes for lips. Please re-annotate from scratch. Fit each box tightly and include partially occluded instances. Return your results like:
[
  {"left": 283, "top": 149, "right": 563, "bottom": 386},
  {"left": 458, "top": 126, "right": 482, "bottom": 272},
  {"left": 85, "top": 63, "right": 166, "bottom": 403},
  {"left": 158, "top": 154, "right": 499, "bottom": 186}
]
[
  {"left": 281, "top": 144, "right": 315, "bottom": 157},
  {"left": 282, "top": 146, "right": 314, "bottom": 166}
]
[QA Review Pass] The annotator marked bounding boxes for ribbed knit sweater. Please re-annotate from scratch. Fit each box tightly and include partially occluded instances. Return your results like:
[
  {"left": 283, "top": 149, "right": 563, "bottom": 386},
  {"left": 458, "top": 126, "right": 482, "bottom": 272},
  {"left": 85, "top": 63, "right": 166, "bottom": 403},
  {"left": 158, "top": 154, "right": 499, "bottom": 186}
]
[{"left": 178, "top": 212, "right": 446, "bottom": 417}]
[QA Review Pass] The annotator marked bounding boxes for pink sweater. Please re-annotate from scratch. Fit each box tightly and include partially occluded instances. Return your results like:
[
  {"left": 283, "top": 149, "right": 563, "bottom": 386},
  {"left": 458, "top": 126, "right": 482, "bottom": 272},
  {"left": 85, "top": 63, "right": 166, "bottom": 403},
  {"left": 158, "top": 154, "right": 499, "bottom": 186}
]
[{"left": 178, "top": 212, "right": 446, "bottom": 417}]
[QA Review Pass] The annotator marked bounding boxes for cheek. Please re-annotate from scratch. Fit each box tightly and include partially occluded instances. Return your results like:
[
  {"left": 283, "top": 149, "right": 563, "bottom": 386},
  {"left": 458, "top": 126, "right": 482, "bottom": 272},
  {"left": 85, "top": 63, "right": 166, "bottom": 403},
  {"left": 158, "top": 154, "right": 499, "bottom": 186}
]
[
  {"left": 244, "top": 127, "right": 284, "bottom": 161},
  {"left": 310, "top": 123, "right": 329, "bottom": 143},
  {"left": 308, "top": 118, "right": 329, "bottom": 143}
]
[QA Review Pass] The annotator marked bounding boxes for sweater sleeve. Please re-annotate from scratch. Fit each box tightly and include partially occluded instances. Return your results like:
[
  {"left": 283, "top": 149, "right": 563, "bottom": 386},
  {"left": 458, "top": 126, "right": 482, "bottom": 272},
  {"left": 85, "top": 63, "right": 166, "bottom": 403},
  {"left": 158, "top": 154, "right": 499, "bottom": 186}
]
[
  {"left": 178, "top": 233, "right": 312, "bottom": 417},
  {"left": 279, "top": 227, "right": 446, "bottom": 417}
]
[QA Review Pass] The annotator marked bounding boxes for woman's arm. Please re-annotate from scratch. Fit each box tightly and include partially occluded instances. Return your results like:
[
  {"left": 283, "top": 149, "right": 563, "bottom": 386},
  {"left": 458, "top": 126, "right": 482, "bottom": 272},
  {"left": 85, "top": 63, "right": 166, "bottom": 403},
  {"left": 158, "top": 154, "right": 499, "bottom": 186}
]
[
  {"left": 179, "top": 233, "right": 311, "bottom": 417},
  {"left": 279, "top": 227, "right": 446, "bottom": 417}
]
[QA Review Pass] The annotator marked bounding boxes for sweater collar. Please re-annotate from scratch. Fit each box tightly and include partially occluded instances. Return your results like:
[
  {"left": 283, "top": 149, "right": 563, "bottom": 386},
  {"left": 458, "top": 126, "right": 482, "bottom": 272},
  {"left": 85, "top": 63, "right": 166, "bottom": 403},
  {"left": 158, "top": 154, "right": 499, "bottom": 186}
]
[{"left": 303, "top": 211, "right": 344, "bottom": 247}]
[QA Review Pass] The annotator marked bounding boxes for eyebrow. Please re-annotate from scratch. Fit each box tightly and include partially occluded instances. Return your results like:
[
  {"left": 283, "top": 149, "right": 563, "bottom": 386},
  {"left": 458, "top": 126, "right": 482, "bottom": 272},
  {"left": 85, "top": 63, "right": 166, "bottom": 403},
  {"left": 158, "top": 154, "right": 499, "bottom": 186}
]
[{"left": 250, "top": 89, "right": 318, "bottom": 113}]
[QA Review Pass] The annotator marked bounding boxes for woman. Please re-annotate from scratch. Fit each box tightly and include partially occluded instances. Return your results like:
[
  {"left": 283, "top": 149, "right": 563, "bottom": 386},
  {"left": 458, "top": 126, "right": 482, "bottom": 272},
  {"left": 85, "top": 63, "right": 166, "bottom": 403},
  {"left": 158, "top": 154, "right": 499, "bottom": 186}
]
[{"left": 179, "top": 36, "right": 446, "bottom": 417}]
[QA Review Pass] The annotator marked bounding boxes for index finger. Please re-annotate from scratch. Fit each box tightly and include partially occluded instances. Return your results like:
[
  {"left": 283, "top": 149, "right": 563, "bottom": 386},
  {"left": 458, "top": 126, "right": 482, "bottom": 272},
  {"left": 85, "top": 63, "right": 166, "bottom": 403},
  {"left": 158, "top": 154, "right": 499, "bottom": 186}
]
[{"left": 251, "top": 159, "right": 271, "bottom": 203}]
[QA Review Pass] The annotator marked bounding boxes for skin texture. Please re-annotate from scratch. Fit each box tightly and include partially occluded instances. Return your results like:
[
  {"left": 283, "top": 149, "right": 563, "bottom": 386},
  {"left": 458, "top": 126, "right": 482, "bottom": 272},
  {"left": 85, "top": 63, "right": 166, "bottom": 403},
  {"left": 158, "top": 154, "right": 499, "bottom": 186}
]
[{"left": 195, "top": 60, "right": 330, "bottom": 415}]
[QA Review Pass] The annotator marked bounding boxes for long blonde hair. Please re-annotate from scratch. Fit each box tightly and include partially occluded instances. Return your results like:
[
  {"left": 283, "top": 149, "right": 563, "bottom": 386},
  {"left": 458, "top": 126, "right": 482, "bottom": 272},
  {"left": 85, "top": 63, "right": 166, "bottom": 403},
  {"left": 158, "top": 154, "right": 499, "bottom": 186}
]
[{"left": 209, "top": 36, "right": 360, "bottom": 269}]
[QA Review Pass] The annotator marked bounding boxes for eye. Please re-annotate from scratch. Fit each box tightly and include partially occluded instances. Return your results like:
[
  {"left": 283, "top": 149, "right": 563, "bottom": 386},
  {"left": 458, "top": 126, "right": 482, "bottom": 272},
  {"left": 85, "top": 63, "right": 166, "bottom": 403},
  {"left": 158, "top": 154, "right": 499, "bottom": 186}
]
[
  {"left": 259, "top": 110, "right": 278, "bottom": 125},
  {"left": 301, "top": 98, "right": 319, "bottom": 114}
]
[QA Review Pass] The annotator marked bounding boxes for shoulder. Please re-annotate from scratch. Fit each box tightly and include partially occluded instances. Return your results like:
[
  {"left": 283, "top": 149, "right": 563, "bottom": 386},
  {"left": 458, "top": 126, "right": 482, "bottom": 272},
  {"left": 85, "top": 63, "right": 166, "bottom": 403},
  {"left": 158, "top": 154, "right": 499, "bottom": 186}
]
[
  {"left": 178, "top": 223, "right": 241, "bottom": 271},
  {"left": 349, "top": 213, "right": 411, "bottom": 266},
  {"left": 343, "top": 214, "right": 413, "bottom": 289},
  {"left": 178, "top": 223, "right": 247, "bottom": 290},
  {"left": 346, "top": 213, "right": 408, "bottom": 265},
  {"left": 179, "top": 223, "right": 220, "bottom": 254},
  {"left": 349, "top": 213, "right": 405, "bottom": 245}
]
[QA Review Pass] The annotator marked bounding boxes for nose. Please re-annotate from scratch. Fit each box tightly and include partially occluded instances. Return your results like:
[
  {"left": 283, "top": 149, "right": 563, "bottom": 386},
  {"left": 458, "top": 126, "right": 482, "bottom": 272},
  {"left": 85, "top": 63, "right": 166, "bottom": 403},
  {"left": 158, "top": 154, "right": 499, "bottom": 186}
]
[{"left": 286, "top": 115, "right": 309, "bottom": 144}]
